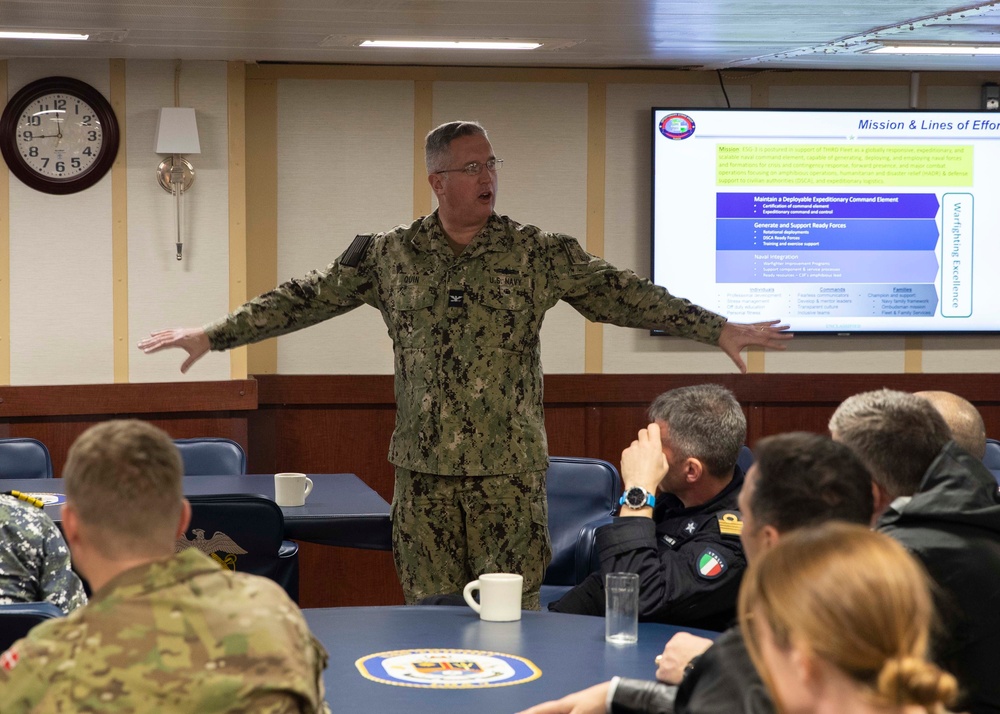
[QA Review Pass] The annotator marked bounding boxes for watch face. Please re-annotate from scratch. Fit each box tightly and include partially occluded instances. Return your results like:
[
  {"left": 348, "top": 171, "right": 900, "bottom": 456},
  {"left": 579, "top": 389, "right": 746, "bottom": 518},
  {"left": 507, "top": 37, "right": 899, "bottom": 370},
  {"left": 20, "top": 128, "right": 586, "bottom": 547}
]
[
  {"left": 14, "top": 92, "right": 103, "bottom": 179},
  {"left": 0, "top": 77, "right": 120, "bottom": 195},
  {"left": 625, "top": 487, "right": 648, "bottom": 508}
]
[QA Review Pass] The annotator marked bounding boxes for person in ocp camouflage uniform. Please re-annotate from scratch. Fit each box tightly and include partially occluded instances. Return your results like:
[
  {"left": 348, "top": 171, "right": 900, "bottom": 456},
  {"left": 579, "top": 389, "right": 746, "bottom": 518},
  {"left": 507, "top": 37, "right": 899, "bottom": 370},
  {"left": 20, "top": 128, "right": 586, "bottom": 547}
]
[
  {"left": 0, "top": 494, "right": 86, "bottom": 614},
  {"left": 0, "top": 420, "right": 329, "bottom": 713},
  {"left": 138, "top": 121, "right": 791, "bottom": 609}
]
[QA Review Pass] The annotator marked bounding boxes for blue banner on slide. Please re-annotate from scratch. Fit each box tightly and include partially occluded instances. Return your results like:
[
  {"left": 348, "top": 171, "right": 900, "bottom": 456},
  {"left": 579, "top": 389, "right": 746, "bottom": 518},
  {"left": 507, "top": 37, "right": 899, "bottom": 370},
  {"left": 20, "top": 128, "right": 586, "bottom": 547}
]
[
  {"left": 717, "top": 250, "right": 939, "bottom": 283},
  {"left": 716, "top": 192, "right": 940, "bottom": 219},
  {"left": 716, "top": 218, "right": 939, "bottom": 251}
]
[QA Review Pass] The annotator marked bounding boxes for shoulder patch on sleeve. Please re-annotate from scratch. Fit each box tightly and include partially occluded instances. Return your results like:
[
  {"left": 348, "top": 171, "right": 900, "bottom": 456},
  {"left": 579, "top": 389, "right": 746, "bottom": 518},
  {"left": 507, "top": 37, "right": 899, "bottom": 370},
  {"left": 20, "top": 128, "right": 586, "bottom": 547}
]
[
  {"left": 557, "top": 234, "right": 592, "bottom": 266},
  {"left": 0, "top": 645, "right": 20, "bottom": 672},
  {"left": 339, "top": 233, "right": 374, "bottom": 268},
  {"left": 716, "top": 511, "right": 743, "bottom": 537},
  {"left": 694, "top": 548, "right": 729, "bottom": 580}
]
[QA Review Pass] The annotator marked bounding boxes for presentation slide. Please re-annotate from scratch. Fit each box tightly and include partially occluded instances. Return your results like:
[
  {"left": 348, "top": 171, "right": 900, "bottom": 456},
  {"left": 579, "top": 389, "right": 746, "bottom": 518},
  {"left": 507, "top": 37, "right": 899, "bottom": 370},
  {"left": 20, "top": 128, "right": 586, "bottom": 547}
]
[{"left": 651, "top": 109, "right": 1000, "bottom": 333}]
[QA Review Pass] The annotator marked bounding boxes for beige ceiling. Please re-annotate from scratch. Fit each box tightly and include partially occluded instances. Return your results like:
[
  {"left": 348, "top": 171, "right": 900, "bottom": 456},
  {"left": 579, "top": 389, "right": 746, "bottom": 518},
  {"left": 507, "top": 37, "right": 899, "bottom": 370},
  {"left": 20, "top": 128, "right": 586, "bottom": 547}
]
[{"left": 2, "top": 0, "right": 1000, "bottom": 72}]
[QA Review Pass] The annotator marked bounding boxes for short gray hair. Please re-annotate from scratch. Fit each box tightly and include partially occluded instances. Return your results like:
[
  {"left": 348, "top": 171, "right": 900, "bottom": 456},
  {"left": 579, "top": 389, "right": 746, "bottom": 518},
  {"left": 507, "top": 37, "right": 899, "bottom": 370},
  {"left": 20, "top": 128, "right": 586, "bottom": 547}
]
[
  {"left": 829, "top": 389, "right": 951, "bottom": 500},
  {"left": 648, "top": 384, "right": 746, "bottom": 478},
  {"left": 425, "top": 121, "right": 488, "bottom": 173}
]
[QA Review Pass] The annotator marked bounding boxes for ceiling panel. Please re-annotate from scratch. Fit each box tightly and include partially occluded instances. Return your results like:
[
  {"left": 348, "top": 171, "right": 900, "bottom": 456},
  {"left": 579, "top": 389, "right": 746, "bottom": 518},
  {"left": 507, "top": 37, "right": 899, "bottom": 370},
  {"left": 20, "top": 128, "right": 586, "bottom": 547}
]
[{"left": 0, "top": 0, "right": 998, "bottom": 71}]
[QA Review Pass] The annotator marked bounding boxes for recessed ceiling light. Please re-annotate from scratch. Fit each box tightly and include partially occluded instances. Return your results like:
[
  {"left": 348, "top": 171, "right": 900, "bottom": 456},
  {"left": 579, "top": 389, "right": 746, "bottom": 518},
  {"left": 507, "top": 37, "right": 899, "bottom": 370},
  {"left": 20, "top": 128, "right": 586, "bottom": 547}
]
[
  {"left": 0, "top": 30, "right": 89, "bottom": 41},
  {"left": 870, "top": 44, "right": 1000, "bottom": 55},
  {"left": 360, "top": 39, "right": 541, "bottom": 51}
]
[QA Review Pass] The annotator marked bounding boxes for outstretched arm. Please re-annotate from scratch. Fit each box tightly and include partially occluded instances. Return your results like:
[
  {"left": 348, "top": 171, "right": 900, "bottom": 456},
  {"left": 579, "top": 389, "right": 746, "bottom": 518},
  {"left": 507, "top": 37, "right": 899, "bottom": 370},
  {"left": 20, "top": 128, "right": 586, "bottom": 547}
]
[
  {"left": 716, "top": 320, "right": 792, "bottom": 374},
  {"left": 138, "top": 328, "right": 211, "bottom": 373}
]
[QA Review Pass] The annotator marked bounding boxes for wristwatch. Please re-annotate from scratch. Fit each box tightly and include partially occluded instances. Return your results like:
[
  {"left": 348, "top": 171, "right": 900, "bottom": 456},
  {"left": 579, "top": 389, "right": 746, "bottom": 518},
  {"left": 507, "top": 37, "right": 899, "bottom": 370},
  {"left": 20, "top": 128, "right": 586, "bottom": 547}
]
[{"left": 620, "top": 486, "right": 656, "bottom": 510}]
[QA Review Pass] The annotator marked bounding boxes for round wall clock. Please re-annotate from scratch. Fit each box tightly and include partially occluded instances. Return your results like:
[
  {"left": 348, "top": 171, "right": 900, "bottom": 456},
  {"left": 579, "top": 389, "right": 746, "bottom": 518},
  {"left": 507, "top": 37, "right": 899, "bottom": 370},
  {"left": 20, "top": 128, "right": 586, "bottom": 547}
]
[{"left": 0, "top": 76, "right": 120, "bottom": 195}]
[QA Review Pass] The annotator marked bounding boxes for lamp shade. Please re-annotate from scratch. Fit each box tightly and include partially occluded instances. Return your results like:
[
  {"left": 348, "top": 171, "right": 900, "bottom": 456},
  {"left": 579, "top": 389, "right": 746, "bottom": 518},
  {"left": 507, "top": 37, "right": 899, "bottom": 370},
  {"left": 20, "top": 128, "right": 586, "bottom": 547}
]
[{"left": 154, "top": 107, "right": 201, "bottom": 154}]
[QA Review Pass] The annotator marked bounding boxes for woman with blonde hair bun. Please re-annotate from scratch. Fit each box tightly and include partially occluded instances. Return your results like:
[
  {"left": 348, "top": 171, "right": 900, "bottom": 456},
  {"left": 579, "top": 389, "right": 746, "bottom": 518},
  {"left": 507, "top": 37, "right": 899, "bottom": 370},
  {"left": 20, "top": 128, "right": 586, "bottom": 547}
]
[{"left": 739, "top": 522, "right": 957, "bottom": 714}]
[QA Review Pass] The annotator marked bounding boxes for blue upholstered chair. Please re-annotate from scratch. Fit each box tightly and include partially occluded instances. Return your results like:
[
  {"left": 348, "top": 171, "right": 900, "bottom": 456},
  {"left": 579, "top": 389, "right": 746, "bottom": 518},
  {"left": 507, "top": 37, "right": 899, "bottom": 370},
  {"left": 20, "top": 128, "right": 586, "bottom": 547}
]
[
  {"left": 737, "top": 444, "right": 754, "bottom": 474},
  {"left": 0, "top": 438, "right": 53, "bottom": 479},
  {"left": 983, "top": 438, "right": 1000, "bottom": 486},
  {"left": 541, "top": 457, "right": 620, "bottom": 607},
  {"left": 173, "top": 438, "right": 247, "bottom": 476},
  {"left": 173, "top": 439, "right": 299, "bottom": 602},
  {"left": 0, "top": 601, "right": 63, "bottom": 651},
  {"left": 179, "top": 494, "right": 298, "bottom": 602}
]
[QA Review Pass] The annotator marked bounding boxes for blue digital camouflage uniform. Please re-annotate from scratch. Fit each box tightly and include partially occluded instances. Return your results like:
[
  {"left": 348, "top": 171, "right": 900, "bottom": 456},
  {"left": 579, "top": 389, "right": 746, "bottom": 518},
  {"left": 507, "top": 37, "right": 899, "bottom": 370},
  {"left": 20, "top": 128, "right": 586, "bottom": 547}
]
[
  {"left": 0, "top": 548, "right": 329, "bottom": 713},
  {"left": 205, "top": 211, "right": 727, "bottom": 606},
  {"left": 0, "top": 494, "right": 86, "bottom": 614}
]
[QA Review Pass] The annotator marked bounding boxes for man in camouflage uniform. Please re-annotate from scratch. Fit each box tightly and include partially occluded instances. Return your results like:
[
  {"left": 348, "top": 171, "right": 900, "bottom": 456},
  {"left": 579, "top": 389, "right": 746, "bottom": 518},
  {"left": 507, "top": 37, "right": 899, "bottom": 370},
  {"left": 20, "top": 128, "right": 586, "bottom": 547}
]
[
  {"left": 138, "top": 121, "right": 791, "bottom": 609},
  {"left": 0, "top": 495, "right": 86, "bottom": 614},
  {"left": 0, "top": 420, "right": 329, "bottom": 713}
]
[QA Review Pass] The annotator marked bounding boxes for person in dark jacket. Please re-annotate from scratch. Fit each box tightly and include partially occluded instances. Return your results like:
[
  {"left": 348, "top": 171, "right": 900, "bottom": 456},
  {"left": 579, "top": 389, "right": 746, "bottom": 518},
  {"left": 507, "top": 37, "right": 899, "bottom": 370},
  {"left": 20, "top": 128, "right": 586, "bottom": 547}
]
[
  {"left": 518, "top": 432, "right": 874, "bottom": 714},
  {"left": 550, "top": 384, "right": 747, "bottom": 632},
  {"left": 831, "top": 388, "right": 1000, "bottom": 714}
]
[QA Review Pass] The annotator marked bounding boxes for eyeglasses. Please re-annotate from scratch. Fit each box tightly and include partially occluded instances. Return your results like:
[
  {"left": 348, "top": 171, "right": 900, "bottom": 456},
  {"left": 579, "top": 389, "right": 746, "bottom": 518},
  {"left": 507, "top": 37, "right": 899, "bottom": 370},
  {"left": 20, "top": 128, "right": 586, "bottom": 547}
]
[{"left": 434, "top": 158, "right": 503, "bottom": 176}]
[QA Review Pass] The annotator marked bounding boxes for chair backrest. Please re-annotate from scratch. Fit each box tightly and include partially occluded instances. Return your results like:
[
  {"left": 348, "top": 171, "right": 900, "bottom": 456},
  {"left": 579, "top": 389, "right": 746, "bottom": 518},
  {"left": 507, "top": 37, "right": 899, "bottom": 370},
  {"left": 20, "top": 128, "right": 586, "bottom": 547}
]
[
  {"left": 0, "top": 601, "right": 63, "bottom": 651},
  {"left": 173, "top": 438, "right": 247, "bottom": 476},
  {"left": 983, "top": 438, "right": 1000, "bottom": 486},
  {"left": 737, "top": 445, "right": 754, "bottom": 474},
  {"left": 544, "top": 457, "right": 620, "bottom": 586},
  {"left": 178, "top": 495, "right": 285, "bottom": 586},
  {"left": 0, "top": 438, "right": 53, "bottom": 479}
]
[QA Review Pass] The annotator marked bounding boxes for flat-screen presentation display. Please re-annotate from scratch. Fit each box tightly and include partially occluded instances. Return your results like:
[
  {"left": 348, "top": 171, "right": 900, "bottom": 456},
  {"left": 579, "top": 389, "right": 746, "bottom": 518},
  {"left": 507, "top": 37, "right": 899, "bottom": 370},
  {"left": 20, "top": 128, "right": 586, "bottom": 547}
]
[{"left": 651, "top": 108, "right": 1000, "bottom": 334}]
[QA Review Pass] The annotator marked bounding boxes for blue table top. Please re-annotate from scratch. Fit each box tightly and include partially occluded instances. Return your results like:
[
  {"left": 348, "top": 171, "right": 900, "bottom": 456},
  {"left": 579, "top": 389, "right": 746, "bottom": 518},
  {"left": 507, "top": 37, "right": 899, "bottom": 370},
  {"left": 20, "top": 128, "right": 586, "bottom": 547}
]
[
  {"left": 302, "top": 606, "right": 719, "bottom": 713},
  {"left": 0, "top": 474, "right": 392, "bottom": 550}
]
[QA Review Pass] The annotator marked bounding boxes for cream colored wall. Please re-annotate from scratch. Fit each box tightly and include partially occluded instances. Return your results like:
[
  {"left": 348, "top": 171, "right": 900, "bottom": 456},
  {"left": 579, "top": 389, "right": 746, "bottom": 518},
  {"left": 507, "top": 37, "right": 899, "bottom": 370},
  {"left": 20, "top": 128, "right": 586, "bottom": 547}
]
[
  {"left": 274, "top": 79, "right": 412, "bottom": 375},
  {"left": 3, "top": 64, "right": 998, "bottom": 385},
  {"left": 8, "top": 60, "right": 115, "bottom": 385},
  {"left": 127, "top": 61, "right": 231, "bottom": 383}
]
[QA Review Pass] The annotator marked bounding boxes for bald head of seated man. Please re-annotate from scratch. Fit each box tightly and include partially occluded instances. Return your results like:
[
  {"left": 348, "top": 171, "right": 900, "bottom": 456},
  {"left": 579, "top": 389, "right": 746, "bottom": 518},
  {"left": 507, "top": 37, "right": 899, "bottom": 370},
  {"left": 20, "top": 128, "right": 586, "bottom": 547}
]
[{"left": 914, "top": 390, "right": 986, "bottom": 460}]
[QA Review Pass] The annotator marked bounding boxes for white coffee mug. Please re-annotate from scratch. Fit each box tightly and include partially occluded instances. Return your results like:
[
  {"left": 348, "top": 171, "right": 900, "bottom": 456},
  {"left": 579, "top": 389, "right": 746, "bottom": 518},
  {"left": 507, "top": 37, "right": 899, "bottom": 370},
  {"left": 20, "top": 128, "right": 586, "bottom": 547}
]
[
  {"left": 274, "top": 472, "right": 314, "bottom": 507},
  {"left": 462, "top": 573, "right": 523, "bottom": 622}
]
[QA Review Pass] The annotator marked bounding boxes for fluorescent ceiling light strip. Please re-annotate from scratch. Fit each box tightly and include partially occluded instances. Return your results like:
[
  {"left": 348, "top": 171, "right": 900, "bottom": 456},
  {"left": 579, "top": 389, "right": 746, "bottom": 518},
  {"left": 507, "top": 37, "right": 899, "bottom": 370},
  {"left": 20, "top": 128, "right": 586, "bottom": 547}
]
[
  {"left": 871, "top": 44, "right": 1000, "bottom": 55},
  {"left": 361, "top": 39, "right": 540, "bottom": 50},
  {"left": 0, "top": 30, "right": 89, "bottom": 41}
]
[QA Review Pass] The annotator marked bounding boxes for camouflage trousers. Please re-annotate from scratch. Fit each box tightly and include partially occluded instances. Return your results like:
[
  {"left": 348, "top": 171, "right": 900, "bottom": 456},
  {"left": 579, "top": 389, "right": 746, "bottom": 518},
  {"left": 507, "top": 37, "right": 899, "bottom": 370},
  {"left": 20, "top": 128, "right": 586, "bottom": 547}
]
[{"left": 391, "top": 468, "right": 552, "bottom": 610}]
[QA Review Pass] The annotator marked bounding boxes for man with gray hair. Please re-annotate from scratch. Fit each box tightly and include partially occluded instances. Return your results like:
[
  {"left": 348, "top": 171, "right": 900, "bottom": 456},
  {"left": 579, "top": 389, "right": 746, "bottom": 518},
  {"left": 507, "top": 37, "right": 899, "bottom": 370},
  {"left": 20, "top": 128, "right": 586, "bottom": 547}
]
[
  {"left": 830, "top": 389, "right": 1000, "bottom": 714},
  {"left": 0, "top": 420, "right": 329, "bottom": 712},
  {"left": 551, "top": 385, "right": 748, "bottom": 631},
  {"left": 138, "top": 120, "right": 789, "bottom": 609}
]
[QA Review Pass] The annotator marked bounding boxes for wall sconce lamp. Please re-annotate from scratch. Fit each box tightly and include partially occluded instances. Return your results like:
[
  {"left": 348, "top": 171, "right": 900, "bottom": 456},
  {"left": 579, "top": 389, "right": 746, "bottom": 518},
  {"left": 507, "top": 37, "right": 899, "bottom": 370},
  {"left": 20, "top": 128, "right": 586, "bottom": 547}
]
[{"left": 154, "top": 107, "right": 200, "bottom": 260}]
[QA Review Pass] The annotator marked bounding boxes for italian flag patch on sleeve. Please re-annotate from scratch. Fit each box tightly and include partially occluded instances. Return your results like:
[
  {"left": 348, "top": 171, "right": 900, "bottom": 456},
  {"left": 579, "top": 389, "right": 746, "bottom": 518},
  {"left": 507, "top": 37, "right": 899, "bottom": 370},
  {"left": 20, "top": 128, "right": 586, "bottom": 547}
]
[{"left": 696, "top": 548, "right": 728, "bottom": 580}]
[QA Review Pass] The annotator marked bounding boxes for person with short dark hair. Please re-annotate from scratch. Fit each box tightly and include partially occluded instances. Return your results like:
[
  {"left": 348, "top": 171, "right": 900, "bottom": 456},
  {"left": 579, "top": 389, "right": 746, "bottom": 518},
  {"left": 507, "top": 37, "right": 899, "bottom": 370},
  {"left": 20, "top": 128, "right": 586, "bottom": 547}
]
[
  {"left": 0, "top": 420, "right": 329, "bottom": 713},
  {"left": 551, "top": 384, "right": 748, "bottom": 631},
  {"left": 831, "top": 388, "right": 1000, "bottom": 714},
  {"left": 139, "top": 121, "right": 791, "bottom": 609},
  {"left": 519, "top": 432, "right": 873, "bottom": 714}
]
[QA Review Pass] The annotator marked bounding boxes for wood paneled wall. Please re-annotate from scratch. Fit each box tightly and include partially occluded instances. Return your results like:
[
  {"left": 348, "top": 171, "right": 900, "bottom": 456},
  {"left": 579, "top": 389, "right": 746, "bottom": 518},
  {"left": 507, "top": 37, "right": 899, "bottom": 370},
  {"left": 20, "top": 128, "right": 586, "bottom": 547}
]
[{"left": 6, "top": 373, "right": 998, "bottom": 607}]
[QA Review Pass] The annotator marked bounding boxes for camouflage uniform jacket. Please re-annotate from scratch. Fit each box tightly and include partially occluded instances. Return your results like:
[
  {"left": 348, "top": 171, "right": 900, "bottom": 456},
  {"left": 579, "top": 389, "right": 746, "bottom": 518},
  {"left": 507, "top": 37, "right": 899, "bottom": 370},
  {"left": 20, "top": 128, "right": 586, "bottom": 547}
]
[
  {"left": 0, "top": 494, "right": 86, "bottom": 614},
  {"left": 0, "top": 549, "right": 330, "bottom": 714},
  {"left": 206, "top": 212, "right": 727, "bottom": 475}
]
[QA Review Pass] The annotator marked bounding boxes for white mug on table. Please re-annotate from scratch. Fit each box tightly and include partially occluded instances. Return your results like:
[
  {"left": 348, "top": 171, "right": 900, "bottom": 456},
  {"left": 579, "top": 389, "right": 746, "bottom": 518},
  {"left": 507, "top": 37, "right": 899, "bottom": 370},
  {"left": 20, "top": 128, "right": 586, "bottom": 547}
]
[
  {"left": 274, "top": 472, "right": 313, "bottom": 507},
  {"left": 462, "top": 573, "right": 523, "bottom": 622}
]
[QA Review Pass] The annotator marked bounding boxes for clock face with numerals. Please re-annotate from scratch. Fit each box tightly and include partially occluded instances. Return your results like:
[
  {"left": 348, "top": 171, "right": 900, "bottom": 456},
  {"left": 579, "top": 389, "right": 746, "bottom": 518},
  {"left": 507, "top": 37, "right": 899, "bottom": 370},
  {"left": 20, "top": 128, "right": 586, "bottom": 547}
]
[{"left": 0, "top": 76, "right": 119, "bottom": 195}]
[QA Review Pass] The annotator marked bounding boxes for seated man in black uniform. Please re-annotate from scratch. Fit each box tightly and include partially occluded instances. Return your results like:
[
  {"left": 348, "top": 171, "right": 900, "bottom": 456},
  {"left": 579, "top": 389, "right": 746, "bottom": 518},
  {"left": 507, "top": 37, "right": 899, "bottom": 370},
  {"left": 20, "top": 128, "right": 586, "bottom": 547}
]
[
  {"left": 550, "top": 384, "right": 747, "bottom": 632},
  {"left": 831, "top": 388, "right": 1000, "bottom": 714},
  {"left": 519, "top": 432, "right": 874, "bottom": 714}
]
